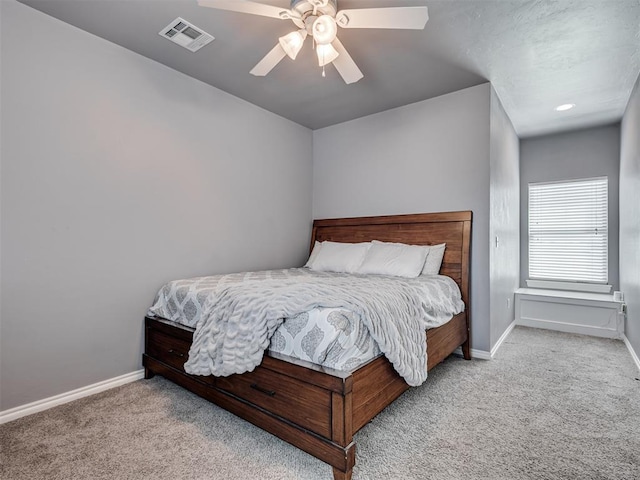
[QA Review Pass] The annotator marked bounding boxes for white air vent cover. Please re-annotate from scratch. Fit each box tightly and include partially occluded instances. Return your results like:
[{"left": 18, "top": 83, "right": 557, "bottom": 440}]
[{"left": 159, "top": 17, "right": 214, "bottom": 52}]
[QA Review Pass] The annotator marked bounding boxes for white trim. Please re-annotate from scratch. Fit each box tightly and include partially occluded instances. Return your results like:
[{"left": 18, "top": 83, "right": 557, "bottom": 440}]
[
  {"left": 515, "top": 288, "right": 623, "bottom": 339},
  {"left": 490, "top": 320, "right": 517, "bottom": 358},
  {"left": 516, "top": 287, "right": 620, "bottom": 303},
  {"left": 622, "top": 334, "right": 640, "bottom": 372},
  {"left": 453, "top": 347, "right": 491, "bottom": 360},
  {"left": 0, "top": 369, "right": 145, "bottom": 425},
  {"left": 526, "top": 279, "right": 612, "bottom": 294},
  {"left": 516, "top": 317, "right": 622, "bottom": 339}
]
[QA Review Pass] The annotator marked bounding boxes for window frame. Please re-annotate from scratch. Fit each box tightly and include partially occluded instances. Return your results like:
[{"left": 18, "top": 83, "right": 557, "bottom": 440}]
[{"left": 527, "top": 176, "right": 609, "bottom": 288}]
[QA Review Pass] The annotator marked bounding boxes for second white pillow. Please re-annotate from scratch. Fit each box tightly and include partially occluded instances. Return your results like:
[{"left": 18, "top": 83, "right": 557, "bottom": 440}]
[{"left": 358, "top": 240, "right": 429, "bottom": 278}]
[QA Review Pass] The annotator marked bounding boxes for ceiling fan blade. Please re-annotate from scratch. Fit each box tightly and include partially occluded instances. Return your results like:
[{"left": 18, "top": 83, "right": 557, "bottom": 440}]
[
  {"left": 336, "top": 7, "right": 429, "bottom": 30},
  {"left": 197, "top": 0, "right": 294, "bottom": 20},
  {"left": 331, "top": 38, "right": 363, "bottom": 85},
  {"left": 250, "top": 44, "right": 287, "bottom": 76}
]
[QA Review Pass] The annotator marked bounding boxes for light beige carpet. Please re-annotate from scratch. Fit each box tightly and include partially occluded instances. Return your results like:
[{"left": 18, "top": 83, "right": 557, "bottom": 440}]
[{"left": 2, "top": 326, "right": 639, "bottom": 479}]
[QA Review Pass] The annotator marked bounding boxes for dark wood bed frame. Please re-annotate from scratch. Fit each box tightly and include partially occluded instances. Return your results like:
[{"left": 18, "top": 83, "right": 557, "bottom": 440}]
[{"left": 143, "top": 211, "right": 472, "bottom": 480}]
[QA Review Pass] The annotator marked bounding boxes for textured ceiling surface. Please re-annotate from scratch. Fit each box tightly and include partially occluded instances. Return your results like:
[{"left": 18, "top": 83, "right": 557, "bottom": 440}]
[{"left": 17, "top": 0, "right": 640, "bottom": 137}]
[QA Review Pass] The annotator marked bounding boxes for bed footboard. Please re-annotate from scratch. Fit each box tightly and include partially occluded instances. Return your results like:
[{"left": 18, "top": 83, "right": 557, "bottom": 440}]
[{"left": 143, "top": 316, "right": 358, "bottom": 479}]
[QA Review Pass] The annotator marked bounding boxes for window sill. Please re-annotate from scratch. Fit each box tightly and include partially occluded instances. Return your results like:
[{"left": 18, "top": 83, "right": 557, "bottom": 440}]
[
  {"left": 516, "top": 287, "right": 620, "bottom": 304},
  {"left": 526, "top": 279, "right": 612, "bottom": 294}
]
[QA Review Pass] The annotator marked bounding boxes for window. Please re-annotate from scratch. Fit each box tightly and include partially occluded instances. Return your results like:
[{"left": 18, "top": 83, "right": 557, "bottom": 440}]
[{"left": 528, "top": 177, "right": 608, "bottom": 284}]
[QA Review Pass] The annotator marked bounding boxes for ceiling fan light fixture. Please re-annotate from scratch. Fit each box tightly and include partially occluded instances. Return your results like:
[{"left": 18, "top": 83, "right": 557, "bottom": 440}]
[
  {"left": 312, "top": 15, "right": 338, "bottom": 45},
  {"left": 555, "top": 103, "right": 575, "bottom": 112},
  {"left": 316, "top": 43, "right": 339, "bottom": 66},
  {"left": 278, "top": 29, "right": 308, "bottom": 60}
]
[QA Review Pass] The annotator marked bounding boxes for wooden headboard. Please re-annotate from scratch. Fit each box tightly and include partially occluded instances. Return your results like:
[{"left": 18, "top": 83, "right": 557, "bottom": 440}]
[{"left": 310, "top": 211, "right": 472, "bottom": 310}]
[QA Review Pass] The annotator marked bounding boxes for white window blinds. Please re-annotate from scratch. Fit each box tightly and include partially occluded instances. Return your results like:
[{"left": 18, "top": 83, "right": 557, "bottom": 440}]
[{"left": 528, "top": 177, "right": 608, "bottom": 284}]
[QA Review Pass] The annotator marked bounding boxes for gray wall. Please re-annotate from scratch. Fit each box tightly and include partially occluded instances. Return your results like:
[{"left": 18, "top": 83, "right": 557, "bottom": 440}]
[
  {"left": 0, "top": 0, "right": 3, "bottom": 409},
  {"left": 313, "top": 84, "right": 492, "bottom": 352},
  {"left": 0, "top": 1, "right": 313, "bottom": 410},
  {"left": 489, "top": 88, "right": 520, "bottom": 346},
  {"left": 519, "top": 124, "right": 621, "bottom": 289},
  {"left": 620, "top": 73, "right": 640, "bottom": 357}
]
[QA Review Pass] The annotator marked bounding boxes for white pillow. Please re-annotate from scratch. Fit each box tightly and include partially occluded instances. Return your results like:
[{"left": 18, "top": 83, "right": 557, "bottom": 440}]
[
  {"left": 308, "top": 241, "right": 371, "bottom": 273},
  {"left": 422, "top": 243, "right": 446, "bottom": 275},
  {"left": 358, "top": 241, "right": 429, "bottom": 278},
  {"left": 304, "top": 241, "right": 323, "bottom": 269}
]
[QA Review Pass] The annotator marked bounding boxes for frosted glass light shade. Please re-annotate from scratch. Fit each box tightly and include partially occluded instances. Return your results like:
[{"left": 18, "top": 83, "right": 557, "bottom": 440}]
[
  {"left": 278, "top": 29, "right": 308, "bottom": 60},
  {"left": 316, "top": 43, "right": 339, "bottom": 66},
  {"left": 312, "top": 15, "right": 338, "bottom": 45}
]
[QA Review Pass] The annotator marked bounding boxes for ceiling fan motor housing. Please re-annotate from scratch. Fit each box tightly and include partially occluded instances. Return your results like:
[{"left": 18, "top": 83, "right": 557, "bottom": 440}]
[{"left": 290, "top": 0, "right": 338, "bottom": 28}]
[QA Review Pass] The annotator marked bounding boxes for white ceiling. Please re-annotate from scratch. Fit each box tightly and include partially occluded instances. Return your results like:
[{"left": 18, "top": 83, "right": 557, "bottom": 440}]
[{"left": 17, "top": 0, "right": 640, "bottom": 137}]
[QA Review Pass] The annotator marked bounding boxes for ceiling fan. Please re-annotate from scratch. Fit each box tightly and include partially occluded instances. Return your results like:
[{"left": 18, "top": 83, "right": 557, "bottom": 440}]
[{"left": 197, "top": 0, "right": 429, "bottom": 84}]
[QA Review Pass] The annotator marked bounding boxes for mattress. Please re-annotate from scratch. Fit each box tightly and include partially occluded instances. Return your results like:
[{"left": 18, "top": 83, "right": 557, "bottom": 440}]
[{"left": 147, "top": 268, "right": 463, "bottom": 372}]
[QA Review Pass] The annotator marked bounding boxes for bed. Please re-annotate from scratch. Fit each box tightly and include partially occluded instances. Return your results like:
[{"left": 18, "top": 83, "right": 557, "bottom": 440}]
[{"left": 143, "top": 210, "right": 472, "bottom": 480}]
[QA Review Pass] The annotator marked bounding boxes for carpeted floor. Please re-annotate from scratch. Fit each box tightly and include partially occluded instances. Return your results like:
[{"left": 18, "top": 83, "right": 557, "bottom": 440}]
[{"left": 1, "top": 326, "right": 639, "bottom": 480}]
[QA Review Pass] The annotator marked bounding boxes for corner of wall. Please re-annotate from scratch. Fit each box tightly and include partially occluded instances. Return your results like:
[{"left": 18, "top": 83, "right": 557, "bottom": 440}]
[
  {"left": 620, "top": 71, "right": 640, "bottom": 358},
  {"left": 489, "top": 86, "right": 521, "bottom": 350}
]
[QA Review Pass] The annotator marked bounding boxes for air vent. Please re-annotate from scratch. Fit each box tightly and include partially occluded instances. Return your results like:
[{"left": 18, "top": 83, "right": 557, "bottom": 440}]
[{"left": 159, "top": 17, "right": 214, "bottom": 52}]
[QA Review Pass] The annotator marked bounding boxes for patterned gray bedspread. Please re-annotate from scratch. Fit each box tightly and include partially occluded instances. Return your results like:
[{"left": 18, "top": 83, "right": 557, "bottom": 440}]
[
  {"left": 268, "top": 307, "right": 382, "bottom": 372},
  {"left": 148, "top": 269, "right": 464, "bottom": 386}
]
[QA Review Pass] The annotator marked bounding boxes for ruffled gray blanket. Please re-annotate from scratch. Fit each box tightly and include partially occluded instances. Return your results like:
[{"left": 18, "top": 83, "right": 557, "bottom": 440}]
[{"left": 184, "top": 270, "right": 463, "bottom": 386}]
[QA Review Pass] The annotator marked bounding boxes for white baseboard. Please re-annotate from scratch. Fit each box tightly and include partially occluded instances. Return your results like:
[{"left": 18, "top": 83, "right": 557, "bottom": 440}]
[
  {"left": 452, "top": 320, "right": 516, "bottom": 361},
  {"left": 490, "top": 319, "right": 517, "bottom": 358},
  {"left": 469, "top": 348, "right": 492, "bottom": 360},
  {"left": 622, "top": 334, "right": 640, "bottom": 372},
  {"left": 0, "top": 369, "right": 145, "bottom": 425},
  {"left": 453, "top": 346, "right": 491, "bottom": 360}
]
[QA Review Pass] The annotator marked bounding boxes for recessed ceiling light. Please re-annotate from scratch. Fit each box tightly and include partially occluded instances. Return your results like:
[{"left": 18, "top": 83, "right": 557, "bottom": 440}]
[{"left": 555, "top": 103, "right": 575, "bottom": 112}]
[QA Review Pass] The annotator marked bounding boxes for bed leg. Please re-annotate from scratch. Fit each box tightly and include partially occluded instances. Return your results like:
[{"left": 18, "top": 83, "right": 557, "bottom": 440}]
[
  {"left": 333, "top": 467, "right": 353, "bottom": 480},
  {"left": 462, "top": 339, "right": 471, "bottom": 360}
]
